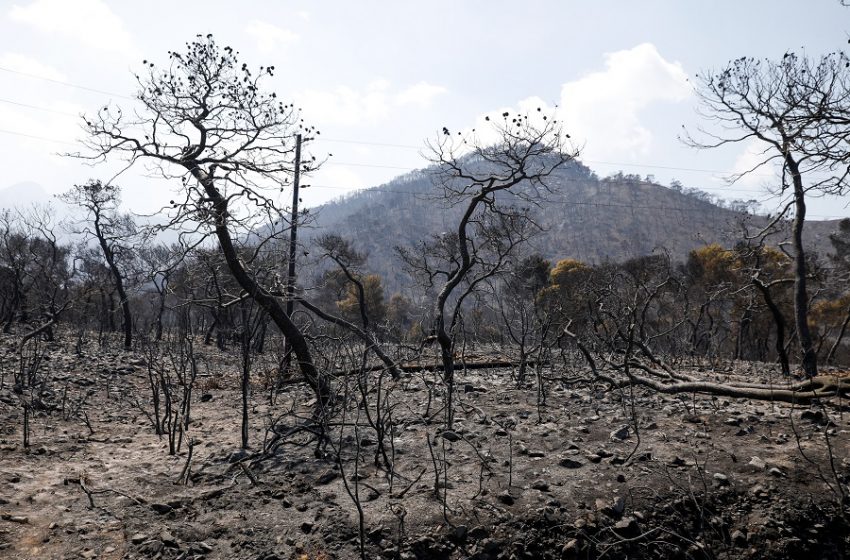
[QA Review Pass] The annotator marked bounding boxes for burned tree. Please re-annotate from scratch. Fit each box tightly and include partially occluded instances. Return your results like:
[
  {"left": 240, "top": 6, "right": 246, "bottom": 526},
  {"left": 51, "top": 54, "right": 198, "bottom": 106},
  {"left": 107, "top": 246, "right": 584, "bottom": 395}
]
[
  {"left": 399, "top": 113, "right": 576, "bottom": 427},
  {"left": 61, "top": 181, "right": 136, "bottom": 350},
  {"left": 79, "top": 35, "right": 330, "bottom": 410},
  {"left": 303, "top": 233, "right": 400, "bottom": 378},
  {"left": 686, "top": 52, "right": 850, "bottom": 377}
]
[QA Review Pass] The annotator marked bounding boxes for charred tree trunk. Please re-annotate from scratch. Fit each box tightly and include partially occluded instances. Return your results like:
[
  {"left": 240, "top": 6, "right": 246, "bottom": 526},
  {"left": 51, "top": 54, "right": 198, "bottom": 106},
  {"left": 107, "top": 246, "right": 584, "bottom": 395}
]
[
  {"left": 189, "top": 166, "right": 331, "bottom": 413},
  {"left": 788, "top": 158, "right": 817, "bottom": 377},
  {"left": 752, "top": 277, "right": 791, "bottom": 377},
  {"left": 93, "top": 208, "right": 132, "bottom": 351}
]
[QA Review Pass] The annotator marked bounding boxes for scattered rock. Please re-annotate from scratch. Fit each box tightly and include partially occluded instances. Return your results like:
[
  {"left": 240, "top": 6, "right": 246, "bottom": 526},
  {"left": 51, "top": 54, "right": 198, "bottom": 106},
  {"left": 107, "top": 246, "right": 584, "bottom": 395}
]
[
  {"left": 452, "top": 525, "right": 468, "bottom": 541},
  {"left": 315, "top": 470, "right": 338, "bottom": 484},
  {"left": 609, "top": 455, "right": 627, "bottom": 466},
  {"left": 497, "top": 492, "right": 515, "bottom": 505},
  {"left": 561, "top": 538, "right": 579, "bottom": 557},
  {"left": 800, "top": 409, "right": 825, "bottom": 424},
  {"left": 531, "top": 480, "right": 550, "bottom": 492},
  {"left": 731, "top": 529, "right": 747, "bottom": 546},
  {"left": 713, "top": 473, "right": 730, "bottom": 486},
  {"left": 748, "top": 456, "right": 767, "bottom": 470},
  {"left": 627, "top": 451, "right": 652, "bottom": 463},
  {"left": 559, "top": 457, "right": 583, "bottom": 469},
  {"left": 367, "top": 527, "right": 385, "bottom": 542},
  {"left": 150, "top": 503, "right": 173, "bottom": 515},
  {"left": 139, "top": 540, "right": 164, "bottom": 555},
  {"left": 160, "top": 530, "right": 178, "bottom": 548},
  {"left": 613, "top": 516, "right": 640, "bottom": 538},
  {"left": 610, "top": 426, "right": 630, "bottom": 441},
  {"left": 596, "top": 496, "right": 625, "bottom": 518},
  {"left": 440, "top": 430, "right": 461, "bottom": 442},
  {"left": 481, "top": 538, "right": 503, "bottom": 553},
  {"left": 768, "top": 467, "right": 785, "bottom": 477}
]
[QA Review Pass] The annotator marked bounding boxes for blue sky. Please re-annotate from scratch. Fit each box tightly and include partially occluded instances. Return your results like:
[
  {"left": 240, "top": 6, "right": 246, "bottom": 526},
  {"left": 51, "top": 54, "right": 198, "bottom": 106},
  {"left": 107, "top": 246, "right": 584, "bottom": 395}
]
[{"left": 1, "top": 0, "right": 849, "bottom": 219}]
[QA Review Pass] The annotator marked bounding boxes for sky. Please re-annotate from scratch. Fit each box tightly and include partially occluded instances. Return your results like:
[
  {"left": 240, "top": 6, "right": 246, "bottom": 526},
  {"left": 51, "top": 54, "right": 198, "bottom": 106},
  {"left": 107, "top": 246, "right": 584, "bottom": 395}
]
[{"left": 1, "top": 0, "right": 850, "bottom": 220}]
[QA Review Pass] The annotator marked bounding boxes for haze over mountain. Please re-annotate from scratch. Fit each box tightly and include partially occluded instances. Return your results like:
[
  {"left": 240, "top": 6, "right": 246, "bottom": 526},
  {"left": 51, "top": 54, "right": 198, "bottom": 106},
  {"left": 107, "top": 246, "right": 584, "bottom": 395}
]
[
  {"left": 0, "top": 181, "right": 54, "bottom": 209},
  {"left": 305, "top": 159, "right": 842, "bottom": 289}
]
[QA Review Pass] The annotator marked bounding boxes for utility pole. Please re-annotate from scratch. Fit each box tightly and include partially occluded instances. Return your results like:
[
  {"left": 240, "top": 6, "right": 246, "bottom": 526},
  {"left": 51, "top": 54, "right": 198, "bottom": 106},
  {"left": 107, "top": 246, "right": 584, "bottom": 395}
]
[
  {"left": 286, "top": 134, "right": 302, "bottom": 318},
  {"left": 281, "top": 134, "right": 301, "bottom": 375}
]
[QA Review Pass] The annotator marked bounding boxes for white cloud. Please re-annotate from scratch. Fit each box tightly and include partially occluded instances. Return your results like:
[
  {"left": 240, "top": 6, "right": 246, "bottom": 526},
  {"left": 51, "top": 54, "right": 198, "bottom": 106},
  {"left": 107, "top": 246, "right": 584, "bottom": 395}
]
[
  {"left": 0, "top": 52, "right": 66, "bottom": 81},
  {"left": 461, "top": 44, "right": 691, "bottom": 164},
  {"left": 9, "top": 0, "right": 136, "bottom": 57},
  {"left": 244, "top": 20, "right": 299, "bottom": 54},
  {"left": 297, "top": 79, "right": 447, "bottom": 127},
  {"left": 395, "top": 82, "right": 447, "bottom": 108},
  {"left": 729, "top": 138, "right": 778, "bottom": 190},
  {"left": 297, "top": 80, "right": 391, "bottom": 126},
  {"left": 557, "top": 43, "right": 692, "bottom": 162}
]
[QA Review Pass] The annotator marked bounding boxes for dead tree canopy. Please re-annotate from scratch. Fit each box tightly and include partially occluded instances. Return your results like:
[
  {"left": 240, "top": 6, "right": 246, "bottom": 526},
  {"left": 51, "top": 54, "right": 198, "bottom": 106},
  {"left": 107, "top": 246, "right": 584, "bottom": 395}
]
[
  {"left": 685, "top": 52, "right": 850, "bottom": 378},
  {"left": 77, "top": 34, "right": 331, "bottom": 411},
  {"left": 60, "top": 180, "right": 136, "bottom": 350},
  {"left": 399, "top": 112, "right": 577, "bottom": 427},
  {"left": 567, "top": 253, "right": 850, "bottom": 404}
]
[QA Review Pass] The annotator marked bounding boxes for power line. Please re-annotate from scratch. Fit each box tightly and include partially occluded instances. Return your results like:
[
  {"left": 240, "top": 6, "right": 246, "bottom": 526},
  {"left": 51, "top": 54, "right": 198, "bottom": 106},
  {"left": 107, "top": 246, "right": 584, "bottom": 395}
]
[
  {"left": 0, "top": 127, "right": 77, "bottom": 146},
  {"left": 0, "top": 90, "right": 783, "bottom": 179},
  {"left": 322, "top": 137, "right": 420, "bottom": 150},
  {"left": 0, "top": 97, "right": 79, "bottom": 117},
  {"left": 0, "top": 126, "right": 823, "bottom": 208},
  {"left": 325, "top": 161, "right": 416, "bottom": 171},
  {"left": 0, "top": 85, "right": 842, "bottom": 217},
  {"left": 321, "top": 136, "right": 775, "bottom": 177},
  {"left": 0, "top": 65, "right": 133, "bottom": 100},
  {"left": 304, "top": 184, "right": 845, "bottom": 219},
  {"left": 306, "top": 180, "right": 762, "bottom": 198}
]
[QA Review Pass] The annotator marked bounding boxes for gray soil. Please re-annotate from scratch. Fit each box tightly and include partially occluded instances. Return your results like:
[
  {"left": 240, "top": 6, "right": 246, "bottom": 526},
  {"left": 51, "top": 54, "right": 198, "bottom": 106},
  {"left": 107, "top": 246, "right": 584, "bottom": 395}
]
[{"left": 1, "top": 335, "right": 848, "bottom": 559}]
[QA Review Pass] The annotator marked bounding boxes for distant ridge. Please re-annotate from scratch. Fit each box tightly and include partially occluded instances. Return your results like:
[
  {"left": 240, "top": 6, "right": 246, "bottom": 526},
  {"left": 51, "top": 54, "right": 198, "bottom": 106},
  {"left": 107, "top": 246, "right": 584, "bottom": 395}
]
[
  {"left": 304, "top": 159, "right": 842, "bottom": 289},
  {"left": 0, "top": 181, "right": 53, "bottom": 210}
]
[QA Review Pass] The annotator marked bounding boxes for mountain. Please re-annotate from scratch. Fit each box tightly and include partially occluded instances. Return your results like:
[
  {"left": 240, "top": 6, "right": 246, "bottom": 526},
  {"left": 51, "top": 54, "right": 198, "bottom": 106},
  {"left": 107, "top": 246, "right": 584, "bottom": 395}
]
[
  {"left": 303, "top": 160, "right": 843, "bottom": 290},
  {"left": 0, "top": 181, "right": 54, "bottom": 210}
]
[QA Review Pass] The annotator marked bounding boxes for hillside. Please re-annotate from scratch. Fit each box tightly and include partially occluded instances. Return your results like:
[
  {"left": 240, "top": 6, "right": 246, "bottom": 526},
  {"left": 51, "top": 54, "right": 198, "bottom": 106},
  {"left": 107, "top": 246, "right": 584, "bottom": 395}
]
[{"left": 304, "top": 160, "right": 842, "bottom": 288}]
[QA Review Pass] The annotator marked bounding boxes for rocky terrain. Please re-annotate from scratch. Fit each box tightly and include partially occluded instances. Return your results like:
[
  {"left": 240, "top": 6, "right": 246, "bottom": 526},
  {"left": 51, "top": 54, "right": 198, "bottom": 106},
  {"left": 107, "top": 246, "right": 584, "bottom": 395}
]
[{"left": 1, "top": 334, "right": 849, "bottom": 559}]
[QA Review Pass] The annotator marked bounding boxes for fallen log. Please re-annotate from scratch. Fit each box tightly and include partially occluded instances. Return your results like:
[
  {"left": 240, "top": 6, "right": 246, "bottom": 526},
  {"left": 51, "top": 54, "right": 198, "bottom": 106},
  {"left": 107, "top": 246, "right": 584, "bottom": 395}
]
[
  {"left": 330, "top": 359, "right": 550, "bottom": 377},
  {"left": 596, "top": 369, "right": 850, "bottom": 404}
]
